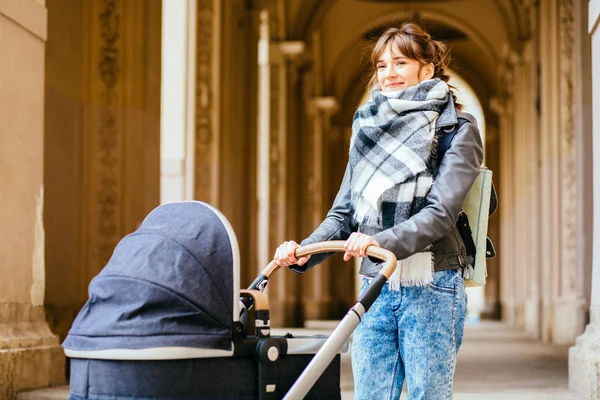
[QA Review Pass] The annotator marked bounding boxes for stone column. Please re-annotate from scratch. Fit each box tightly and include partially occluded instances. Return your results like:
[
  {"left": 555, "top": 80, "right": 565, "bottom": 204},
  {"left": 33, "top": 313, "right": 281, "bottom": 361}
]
[
  {"left": 495, "top": 0, "right": 587, "bottom": 343},
  {"left": 481, "top": 120, "right": 502, "bottom": 320},
  {"left": 553, "top": 0, "right": 586, "bottom": 345},
  {"left": 538, "top": 0, "right": 586, "bottom": 345},
  {"left": 160, "top": 0, "right": 199, "bottom": 204},
  {"left": 518, "top": 40, "right": 543, "bottom": 339},
  {"left": 322, "top": 105, "right": 354, "bottom": 317},
  {"left": 194, "top": 0, "right": 261, "bottom": 288},
  {"left": 256, "top": 7, "right": 271, "bottom": 275},
  {"left": 498, "top": 39, "right": 541, "bottom": 335},
  {"left": 193, "top": 0, "right": 220, "bottom": 206},
  {"left": 497, "top": 38, "right": 547, "bottom": 337},
  {"left": 568, "top": 0, "right": 600, "bottom": 397},
  {"left": 255, "top": 0, "right": 306, "bottom": 326},
  {"left": 303, "top": 95, "right": 339, "bottom": 320},
  {"left": 268, "top": 40, "right": 307, "bottom": 326},
  {"left": 0, "top": 0, "right": 64, "bottom": 397},
  {"left": 539, "top": 0, "right": 561, "bottom": 343},
  {"left": 493, "top": 72, "right": 516, "bottom": 327},
  {"left": 296, "top": 29, "right": 330, "bottom": 320},
  {"left": 82, "top": 0, "right": 162, "bottom": 281},
  {"left": 509, "top": 48, "right": 529, "bottom": 331},
  {"left": 44, "top": 0, "right": 162, "bottom": 342}
]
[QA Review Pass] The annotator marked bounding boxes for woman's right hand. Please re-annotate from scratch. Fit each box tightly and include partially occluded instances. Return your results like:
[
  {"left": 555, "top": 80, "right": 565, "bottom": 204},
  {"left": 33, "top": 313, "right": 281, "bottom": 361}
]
[{"left": 274, "top": 240, "right": 311, "bottom": 267}]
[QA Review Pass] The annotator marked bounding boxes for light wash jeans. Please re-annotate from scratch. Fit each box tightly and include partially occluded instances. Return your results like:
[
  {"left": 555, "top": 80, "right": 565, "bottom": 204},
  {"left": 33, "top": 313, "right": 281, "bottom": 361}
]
[{"left": 352, "top": 269, "right": 467, "bottom": 400}]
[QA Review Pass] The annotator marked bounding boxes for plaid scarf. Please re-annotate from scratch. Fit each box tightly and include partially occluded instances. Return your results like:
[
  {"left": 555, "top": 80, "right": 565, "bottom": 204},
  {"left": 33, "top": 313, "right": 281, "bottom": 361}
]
[{"left": 350, "top": 79, "right": 449, "bottom": 288}]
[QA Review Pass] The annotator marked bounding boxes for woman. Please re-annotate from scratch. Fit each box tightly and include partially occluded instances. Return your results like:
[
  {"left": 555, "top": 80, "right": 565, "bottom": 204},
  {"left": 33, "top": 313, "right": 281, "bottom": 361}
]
[{"left": 274, "top": 22, "right": 483, "bottom": 399}]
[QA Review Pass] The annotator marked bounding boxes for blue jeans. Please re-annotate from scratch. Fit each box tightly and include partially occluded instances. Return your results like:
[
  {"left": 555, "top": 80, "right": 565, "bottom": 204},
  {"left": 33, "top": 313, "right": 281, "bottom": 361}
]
[{"left": 351, "top": 269, "right": 467, "bottom": 400}]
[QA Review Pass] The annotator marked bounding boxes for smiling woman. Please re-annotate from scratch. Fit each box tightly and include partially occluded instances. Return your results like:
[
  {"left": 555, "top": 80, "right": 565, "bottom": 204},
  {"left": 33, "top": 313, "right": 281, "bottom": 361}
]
[
  {"left": 355, "top": 67, "right": 489, "bottom": 321},
  {"left": 275, "top": 21, "right": 484, "bottom": 399}
]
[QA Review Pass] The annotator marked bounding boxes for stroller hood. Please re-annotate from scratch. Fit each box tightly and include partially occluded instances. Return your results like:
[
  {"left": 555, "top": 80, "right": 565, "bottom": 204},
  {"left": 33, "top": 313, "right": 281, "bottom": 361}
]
[{"left": 63, "top": 201, "right": 240, "bottom": 352}]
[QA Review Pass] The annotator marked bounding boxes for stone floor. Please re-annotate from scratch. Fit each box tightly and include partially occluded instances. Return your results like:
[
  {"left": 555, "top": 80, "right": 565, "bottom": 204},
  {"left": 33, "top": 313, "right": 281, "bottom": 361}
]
[
  {"left": 19, "top": 321, "right": 576, "bottom": 400},
  {"left": 297, "top": 320, "right": 576, "bottom": 400}
]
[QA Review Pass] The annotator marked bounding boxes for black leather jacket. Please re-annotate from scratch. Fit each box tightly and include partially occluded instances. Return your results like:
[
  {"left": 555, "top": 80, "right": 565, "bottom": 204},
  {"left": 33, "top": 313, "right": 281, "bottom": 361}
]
[{"left": 291, "top": 104, "right": 484, "bottom": 277}]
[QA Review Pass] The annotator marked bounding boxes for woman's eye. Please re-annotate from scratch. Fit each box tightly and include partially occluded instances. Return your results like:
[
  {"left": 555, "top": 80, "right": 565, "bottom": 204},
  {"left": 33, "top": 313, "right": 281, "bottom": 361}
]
[
  {"left": 396, "top": 61, "right": 406, "bottom": 66},
  {"left": 377, "top": 64, "right": 385, "bottom": 70}
]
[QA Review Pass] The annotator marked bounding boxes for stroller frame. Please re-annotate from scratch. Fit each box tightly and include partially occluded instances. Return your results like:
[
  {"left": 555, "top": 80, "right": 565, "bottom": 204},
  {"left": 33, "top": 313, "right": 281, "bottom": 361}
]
[{"left": 245, "top": 241, "right": 397, "bottom": 400}]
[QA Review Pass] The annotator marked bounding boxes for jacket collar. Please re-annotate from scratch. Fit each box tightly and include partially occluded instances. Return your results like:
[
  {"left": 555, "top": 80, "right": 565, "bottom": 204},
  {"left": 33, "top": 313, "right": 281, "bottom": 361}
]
[{"left": 435, "top": 93, "right": 458, "bottom": 130}]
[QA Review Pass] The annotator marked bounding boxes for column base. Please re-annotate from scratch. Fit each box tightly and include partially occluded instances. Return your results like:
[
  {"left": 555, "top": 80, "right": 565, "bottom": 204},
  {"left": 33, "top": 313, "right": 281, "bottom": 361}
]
[
  {"left": 303, "top": 299, "right": 332, "bottom": 321},
  {"left": 502, "top": 299, "right": 516, "bottom": 326},
  {"left": 524, "top": 296, "right": 541, "bottom": 338},
  {"left": 569, "top": 305, "right": 600, "bottom": 398},
  {"left": 270, "top": 298, "right": 305, "bottom": 328},
  {"left": 554, "top": 294, "right": 586, "bottom": 344},
  {"left": 0, "top": 304, "right": 65, "bottom": 398},
  {"left": 271, "top": 299, "right": 350, "bottom": 327},
  {"left": 1, "top": 346, "right": 65, "bottom": 399},
  {"left": 45, "top": 304, "right": 85, "bottom": 343},
  {"left": 480, "top": 300, "right": 501, "bottom": 320},
  {"left": 17, "top": 385, "right": 69, "bottom": 400}
]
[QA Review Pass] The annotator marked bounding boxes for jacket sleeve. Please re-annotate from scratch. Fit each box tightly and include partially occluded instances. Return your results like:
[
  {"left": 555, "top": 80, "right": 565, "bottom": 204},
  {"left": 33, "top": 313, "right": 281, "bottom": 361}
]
[
  {"left": 289, "top": 162, "right": 358, "bottom": 273},
  {"left": 372, "top": 120, "right": 484, "bottom": 260}
]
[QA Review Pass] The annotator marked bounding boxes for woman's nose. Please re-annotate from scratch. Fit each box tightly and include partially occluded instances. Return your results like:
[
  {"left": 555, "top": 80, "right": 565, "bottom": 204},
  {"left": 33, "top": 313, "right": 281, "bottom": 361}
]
[{"left": 386, "top": 65, "right": 398, "bottom": 77}]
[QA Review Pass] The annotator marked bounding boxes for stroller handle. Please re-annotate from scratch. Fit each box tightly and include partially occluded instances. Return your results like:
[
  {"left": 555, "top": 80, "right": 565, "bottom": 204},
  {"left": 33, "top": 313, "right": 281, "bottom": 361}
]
[{"left": 261, "top": 240, "right": 397, "bottom": 279}]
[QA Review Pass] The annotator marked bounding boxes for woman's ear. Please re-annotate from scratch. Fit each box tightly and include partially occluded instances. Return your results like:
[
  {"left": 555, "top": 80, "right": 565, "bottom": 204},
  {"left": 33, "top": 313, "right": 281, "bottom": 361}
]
[{"left": 421, "top": 63, "right": 434, "bottom": 80}]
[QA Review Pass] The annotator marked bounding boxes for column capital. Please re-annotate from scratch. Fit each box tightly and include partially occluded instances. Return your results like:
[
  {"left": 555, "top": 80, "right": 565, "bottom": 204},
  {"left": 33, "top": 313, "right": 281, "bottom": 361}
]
[
  {"left": 310, "top": 96, "right": 340, "bottom": 116},
  {"left": 569, "top": 305, "right": 600, "bottom": 397},
  {"left": 279, "top": 40, "right": 305, "bottom": 58},
  {"left": 500, "top": 42, "right": 520, "bottom": 66},
  {"left": 521, "top": 39, "right": 533, "bottom": 64},
  {"left": 489, "top": 96, "right": 506, "bottom": 115},
  {"left": 270, "top": 40, "right": 311, "bottom": 67}
]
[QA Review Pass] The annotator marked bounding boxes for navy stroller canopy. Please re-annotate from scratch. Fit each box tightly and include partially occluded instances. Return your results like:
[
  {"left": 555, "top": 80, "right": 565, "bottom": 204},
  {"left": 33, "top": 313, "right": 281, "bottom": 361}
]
[{"left": 63, "top": 201, "right": 241, "bottom": 353}]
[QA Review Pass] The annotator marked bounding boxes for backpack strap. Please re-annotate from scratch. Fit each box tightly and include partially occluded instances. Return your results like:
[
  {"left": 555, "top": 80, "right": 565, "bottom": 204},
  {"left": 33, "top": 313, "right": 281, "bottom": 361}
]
[
  {"left": 436, "top": 117, "right": 498, "bottom": 217},
  {"left": 436, "top": 117, "right": 469, "bottom": 161}
]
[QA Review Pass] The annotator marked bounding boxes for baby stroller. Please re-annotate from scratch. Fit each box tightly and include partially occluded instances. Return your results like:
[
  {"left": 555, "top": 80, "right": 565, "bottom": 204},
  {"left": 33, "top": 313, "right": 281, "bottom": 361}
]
[{"left": 63, "top": 201, "right": 396, "bottom": 399}]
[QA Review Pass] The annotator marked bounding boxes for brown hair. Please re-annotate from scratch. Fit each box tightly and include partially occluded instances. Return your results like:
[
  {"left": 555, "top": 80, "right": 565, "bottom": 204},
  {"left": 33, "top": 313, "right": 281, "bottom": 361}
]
[{"left": 368, "top": 22, "right": 462, "bottom": 110}]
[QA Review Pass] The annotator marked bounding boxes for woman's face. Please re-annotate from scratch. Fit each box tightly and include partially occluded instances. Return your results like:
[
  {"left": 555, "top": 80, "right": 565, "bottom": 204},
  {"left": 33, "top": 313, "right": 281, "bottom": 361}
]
[{"left": 376, "top": 45, "right": 432, "bottom": 92}]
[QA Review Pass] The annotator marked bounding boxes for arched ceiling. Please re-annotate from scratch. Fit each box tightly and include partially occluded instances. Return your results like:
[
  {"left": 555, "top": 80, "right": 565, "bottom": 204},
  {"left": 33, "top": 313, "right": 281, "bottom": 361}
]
[{"left": 285, "top": 0, "right": 531, "bottom": 125}]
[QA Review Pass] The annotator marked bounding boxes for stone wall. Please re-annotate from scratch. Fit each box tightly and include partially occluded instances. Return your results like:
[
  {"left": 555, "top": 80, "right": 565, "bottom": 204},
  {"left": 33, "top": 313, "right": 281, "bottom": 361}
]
[{"left": 0, "top": 0, "right": 64, "bottom": 397}]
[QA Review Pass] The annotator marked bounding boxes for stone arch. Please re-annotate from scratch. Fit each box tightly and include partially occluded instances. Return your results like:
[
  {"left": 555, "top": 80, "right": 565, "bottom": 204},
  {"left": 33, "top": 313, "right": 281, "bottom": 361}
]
[
  {"left": 291, "top": 2, "right": 519, "bottom": 320},
  {"left": 290, "top": 0, "right": 339, "bottom": 40}
]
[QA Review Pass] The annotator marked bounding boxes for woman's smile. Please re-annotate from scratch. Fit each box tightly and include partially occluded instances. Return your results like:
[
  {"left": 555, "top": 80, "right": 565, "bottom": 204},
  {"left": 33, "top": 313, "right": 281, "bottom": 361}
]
[{"left": 385, "top": 81, "right": 404, "bottom": 89}]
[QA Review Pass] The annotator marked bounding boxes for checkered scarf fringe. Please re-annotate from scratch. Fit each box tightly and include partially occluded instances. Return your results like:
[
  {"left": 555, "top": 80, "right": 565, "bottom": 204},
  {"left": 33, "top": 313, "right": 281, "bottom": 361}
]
[{"left": 349, "top": 79, "right": 450, "bottom": 288}]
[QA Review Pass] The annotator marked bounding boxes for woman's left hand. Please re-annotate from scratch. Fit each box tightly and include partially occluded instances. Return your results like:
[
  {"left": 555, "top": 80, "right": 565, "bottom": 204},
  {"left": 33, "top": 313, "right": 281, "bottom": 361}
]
[{"left": 343, "top": 232, "right": 379, "bottom": 261}]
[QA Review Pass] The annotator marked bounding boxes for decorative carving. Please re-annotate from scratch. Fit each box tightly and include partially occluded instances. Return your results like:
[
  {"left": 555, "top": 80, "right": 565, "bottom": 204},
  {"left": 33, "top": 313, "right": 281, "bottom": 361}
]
[
  {"left": 558, "top": 0, "right": 578, "bottom": 293},
  {"left": 195, "top": 0, "right": 214, "bottom": 201},
  {"left": 97, "top": 0, "right": 121, "bottom": 268},
  {"left": 313, "top": 96, "right": 339, "bottom": 115},
  {"left": 280, "top": 41, "right": 309, "bottom": 87},
  {"left": 515, "top": 0, "right": 534, "bottom": 41}
]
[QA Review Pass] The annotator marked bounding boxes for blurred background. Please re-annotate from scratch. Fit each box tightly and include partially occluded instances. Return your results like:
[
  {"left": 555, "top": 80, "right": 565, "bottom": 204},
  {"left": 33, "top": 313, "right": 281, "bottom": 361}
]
[{"left": 2, "top": 0, "right": 600, "bottom": 398}]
